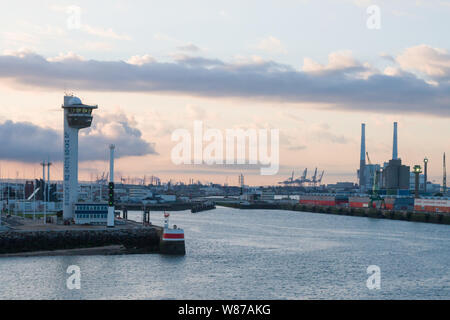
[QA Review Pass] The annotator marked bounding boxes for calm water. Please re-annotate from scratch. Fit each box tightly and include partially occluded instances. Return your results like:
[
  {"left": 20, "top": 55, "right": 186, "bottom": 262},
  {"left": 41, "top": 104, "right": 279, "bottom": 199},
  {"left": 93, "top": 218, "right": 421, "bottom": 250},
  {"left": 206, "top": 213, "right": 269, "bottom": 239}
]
[{"left": 0, "top": 207, "right": 449, "bottom": 299}]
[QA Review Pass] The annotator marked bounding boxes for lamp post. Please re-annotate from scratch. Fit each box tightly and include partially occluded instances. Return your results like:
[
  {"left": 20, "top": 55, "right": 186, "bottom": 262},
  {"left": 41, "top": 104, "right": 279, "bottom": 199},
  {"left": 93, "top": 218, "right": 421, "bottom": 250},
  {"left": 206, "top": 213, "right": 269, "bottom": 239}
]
[
  {"left": 413, "top": 165, "right": 422, "bottom": 199},
  {"left": 423, "top": 157, "right": 428, "bottom": 193}
]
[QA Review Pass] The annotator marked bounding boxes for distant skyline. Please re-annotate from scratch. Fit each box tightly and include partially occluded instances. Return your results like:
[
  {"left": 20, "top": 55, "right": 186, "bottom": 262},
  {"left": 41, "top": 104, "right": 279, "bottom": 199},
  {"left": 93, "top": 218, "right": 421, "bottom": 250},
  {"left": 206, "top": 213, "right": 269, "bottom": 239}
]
[{"left": 0, "top": 0, "right": 449, "bottom": 185}]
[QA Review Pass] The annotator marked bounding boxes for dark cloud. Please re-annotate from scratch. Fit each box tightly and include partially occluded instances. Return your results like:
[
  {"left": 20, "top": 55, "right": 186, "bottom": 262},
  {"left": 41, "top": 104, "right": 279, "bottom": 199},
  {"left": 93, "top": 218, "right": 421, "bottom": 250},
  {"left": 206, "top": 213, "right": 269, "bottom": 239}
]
[
  {"left": 0, "top": 120, "right": 61, "bottom": 162},
  {"left": 0, "top": 51, "right": 449, "bottom": 116},
  {"left": 0, "top": 115, "right": 156, "bottom": 163}
]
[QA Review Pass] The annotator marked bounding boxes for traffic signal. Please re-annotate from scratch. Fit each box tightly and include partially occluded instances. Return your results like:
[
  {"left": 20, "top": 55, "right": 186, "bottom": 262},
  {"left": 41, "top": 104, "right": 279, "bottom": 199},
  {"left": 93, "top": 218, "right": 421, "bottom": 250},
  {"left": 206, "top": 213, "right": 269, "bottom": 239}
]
[{"left": 108, "top": 182, "right": 114, "bottom": 206}]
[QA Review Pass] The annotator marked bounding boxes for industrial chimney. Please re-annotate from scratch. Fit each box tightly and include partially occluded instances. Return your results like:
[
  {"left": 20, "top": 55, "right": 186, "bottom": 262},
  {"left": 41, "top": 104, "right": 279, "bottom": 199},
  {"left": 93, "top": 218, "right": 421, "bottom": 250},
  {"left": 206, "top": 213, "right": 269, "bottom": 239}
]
[
  {"left": 392, "top": 122, "right": 398, "bottom": 160},
  {"left": 359, "top": 123, "right": 366, "bottom": 190}
]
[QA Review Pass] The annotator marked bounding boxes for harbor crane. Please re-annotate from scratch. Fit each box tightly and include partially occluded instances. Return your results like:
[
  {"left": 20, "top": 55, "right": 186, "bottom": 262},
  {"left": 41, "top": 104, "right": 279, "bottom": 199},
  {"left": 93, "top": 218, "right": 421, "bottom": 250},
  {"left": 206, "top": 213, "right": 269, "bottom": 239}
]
[
  {"left": 317, "top": 170, "right": 325, "bottom": 185},
  {"left": 311, "top": 168, "right": 318, "bottom": 186},
  {"left": 278, "top": 170, "right": 295, "bottom": 185},
  {"left": 300, "top": 168, "right": 308, "bottom": 182}
]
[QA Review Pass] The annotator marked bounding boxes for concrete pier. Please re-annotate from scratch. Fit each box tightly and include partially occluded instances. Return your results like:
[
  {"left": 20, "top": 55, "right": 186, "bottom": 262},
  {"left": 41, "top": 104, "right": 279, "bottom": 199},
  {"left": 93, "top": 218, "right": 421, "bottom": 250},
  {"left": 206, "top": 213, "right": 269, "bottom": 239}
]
[{"left": 0, "top": 217, "right": 185, "bottom": 256}]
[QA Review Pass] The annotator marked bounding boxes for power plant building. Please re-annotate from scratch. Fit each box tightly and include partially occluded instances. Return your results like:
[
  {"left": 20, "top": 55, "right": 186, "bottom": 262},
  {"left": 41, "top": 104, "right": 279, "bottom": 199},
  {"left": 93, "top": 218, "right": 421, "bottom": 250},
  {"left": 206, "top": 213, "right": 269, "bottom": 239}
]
[{"left": 381, "top": 159, "right": 410, "bottom": 192}]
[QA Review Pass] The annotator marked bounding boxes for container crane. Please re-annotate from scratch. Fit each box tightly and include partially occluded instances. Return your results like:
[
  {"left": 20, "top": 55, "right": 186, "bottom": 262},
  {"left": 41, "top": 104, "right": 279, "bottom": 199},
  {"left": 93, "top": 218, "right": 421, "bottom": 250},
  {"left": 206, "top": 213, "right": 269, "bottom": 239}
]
[
  {"left": 317, "top": 170, "right": 325, "bottom": 185},
  {"left": 311, "top": 168, "right": 318, "bottom": 186}
]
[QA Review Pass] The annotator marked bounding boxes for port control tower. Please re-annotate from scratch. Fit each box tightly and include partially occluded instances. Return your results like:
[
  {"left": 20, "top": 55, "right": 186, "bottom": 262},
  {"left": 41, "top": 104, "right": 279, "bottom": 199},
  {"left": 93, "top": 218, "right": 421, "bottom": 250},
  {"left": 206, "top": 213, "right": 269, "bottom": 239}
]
[{"left": 62, "top": 95, "right": 98, "bottom": 220}]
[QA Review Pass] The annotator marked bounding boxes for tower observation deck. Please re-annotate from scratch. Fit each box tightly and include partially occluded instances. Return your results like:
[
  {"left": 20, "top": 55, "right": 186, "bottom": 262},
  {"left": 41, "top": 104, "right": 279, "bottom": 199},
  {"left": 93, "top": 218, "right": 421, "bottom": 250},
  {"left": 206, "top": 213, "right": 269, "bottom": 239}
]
[{"left": 62, "top": 95, "right": 98, "bottom": 220}]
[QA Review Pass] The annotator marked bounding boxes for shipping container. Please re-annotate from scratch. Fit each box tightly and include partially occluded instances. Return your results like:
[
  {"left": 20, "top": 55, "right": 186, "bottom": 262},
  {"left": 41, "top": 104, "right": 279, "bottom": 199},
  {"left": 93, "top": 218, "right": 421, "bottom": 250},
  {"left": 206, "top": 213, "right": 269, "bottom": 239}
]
[
  {"left": 414, "top": 198, "right": 450, "bottom": 213},
  {"left": 349, "top": 196, "right": 370, "bottom": 208}
]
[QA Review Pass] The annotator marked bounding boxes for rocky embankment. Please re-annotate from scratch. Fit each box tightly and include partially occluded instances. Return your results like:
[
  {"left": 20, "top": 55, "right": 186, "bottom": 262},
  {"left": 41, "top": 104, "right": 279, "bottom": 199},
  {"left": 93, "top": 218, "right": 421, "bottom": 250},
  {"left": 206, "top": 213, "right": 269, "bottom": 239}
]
[{"left": 0, "top": 228, "right": 161, "bottom": 255}]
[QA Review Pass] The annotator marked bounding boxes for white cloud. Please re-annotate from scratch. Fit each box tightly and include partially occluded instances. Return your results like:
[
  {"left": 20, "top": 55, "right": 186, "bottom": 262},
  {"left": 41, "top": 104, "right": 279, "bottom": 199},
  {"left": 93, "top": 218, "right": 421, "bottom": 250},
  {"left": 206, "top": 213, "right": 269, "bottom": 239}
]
[
  {"left": 396, "top": 44, "right": 450, "bottom": 79},
  {"left": 126, "top": 54, "right": 155, "bottom": 66},
  {"left": 3, "top": 48, "right": 36, "bottom": 58},
  {"left": 255, "top": 36, "right": 287, "bottom": 54},
  {"left": 47, "top": 52, "right": 85, "bottom": 62},
  {"left": 82, "top": 25, "right": 131, "bottom": 40},
  {"left": 303, "top": 51, "right": 360, "bottom": 73}
]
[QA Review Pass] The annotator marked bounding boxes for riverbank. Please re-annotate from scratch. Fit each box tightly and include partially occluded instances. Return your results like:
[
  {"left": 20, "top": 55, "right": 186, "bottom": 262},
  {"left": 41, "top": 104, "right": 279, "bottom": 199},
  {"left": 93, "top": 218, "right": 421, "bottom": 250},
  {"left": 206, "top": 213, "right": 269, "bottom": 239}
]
[{"left": 216, "top": 202, "right": 450, "bottom": 225}]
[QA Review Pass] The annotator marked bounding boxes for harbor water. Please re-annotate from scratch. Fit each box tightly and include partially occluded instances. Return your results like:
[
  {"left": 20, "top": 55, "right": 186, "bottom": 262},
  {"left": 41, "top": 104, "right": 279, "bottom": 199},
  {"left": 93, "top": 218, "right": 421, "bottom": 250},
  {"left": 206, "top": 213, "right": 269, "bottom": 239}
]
[{"left": 0, "top": 206, "right": 449, "bottom": 299}]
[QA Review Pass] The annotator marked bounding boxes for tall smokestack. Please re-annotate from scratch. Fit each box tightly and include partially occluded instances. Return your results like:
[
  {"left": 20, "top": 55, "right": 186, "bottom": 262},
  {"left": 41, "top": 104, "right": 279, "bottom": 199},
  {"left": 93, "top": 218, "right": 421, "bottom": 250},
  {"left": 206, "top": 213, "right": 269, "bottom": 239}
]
[
  {"left": 393, "top": 122, "right": 398, "bottom": 160},
  {"left": 360, "top": 123, "right": 366, "bottom": 190}
]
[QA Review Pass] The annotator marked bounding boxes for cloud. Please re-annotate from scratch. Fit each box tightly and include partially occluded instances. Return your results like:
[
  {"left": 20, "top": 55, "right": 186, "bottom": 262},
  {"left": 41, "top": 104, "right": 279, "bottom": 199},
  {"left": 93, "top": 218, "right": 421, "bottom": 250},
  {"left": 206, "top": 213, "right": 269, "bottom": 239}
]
[
  {"left": 0, "top": 49, "right": 449, "bottom": 117},
  {"left": 81, "top": 25, "right": 131, "bottom": 41},
  {"left": 47, "top": 52, "right": 85, "bottom": 62},
  {"left": 302, "top": 51, "right": 362, "bottom": 74},
  {"left": 255, "top": 36, "right": 287, "bottom": 54},
  {"left": 0, "top": 114, "right": 156, "bottom": 163},
  {"left": 126, "top": 54, "right": 155, "bottom": 66},
  {"left": 396, "top": 44, "right": 450, "bottom": 80},
  {"left": 0, "top": 120, "right": 61, "bottom": 162}
]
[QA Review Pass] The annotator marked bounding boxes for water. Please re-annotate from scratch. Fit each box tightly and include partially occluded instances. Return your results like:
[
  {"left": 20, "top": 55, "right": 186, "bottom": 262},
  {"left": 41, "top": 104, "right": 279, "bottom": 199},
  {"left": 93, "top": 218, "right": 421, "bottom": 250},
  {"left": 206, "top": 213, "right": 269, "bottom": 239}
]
[{"left": 0, "top": 207, "right": 449, "bottom": 299}]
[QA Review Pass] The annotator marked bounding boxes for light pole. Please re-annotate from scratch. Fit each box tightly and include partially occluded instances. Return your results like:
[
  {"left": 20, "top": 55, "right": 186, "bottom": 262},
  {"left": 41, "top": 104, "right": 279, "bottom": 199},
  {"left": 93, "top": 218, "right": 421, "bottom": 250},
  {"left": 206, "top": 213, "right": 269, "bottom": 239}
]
[
  {"left": 424, "top": 157, "right": 428, "bottom": 193},
  {"left": 413, "top": 165, "right": 422, "bottom": 199}
]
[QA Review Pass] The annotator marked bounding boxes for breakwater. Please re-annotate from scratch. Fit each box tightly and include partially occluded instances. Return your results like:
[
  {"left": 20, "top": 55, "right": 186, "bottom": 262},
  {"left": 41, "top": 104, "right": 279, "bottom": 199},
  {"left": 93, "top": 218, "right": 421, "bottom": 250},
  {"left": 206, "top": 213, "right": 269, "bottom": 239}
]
[
  {"left": 191, "top": 201, "right": 216, "bottom": 213},
  {"left": 216, "top": 202, "right": 450, "bottom": 225},
  {"left": 0, "top": 227, "right": 162, "bottom": 255},
  {"left": 117, "top": 202, "right": 191, "bottom": 211}
]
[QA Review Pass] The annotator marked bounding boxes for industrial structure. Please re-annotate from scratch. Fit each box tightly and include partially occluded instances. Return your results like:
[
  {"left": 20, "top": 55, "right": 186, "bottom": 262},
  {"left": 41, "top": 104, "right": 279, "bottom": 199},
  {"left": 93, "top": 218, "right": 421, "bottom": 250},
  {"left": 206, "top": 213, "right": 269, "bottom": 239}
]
[
  {"left": 62, "top": 95, "right": 97, "bottom": 221},
  {"left": 359, "top": 123, "right": 366, "bottom": 191},
  {"left": 358, "top": 122, "right": 410, "bottom": 194},
  {"left": 278, "top": 168, "right": 325, "bottom": 187}
]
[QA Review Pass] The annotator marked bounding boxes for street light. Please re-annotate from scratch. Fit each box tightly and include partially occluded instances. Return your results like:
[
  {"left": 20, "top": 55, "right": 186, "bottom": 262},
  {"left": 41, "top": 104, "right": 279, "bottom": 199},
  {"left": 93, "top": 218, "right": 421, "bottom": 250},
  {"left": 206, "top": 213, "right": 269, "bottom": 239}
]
[
  {"left": 424, "top": 157, "right": 428, "bottom": 193},
  {"left": 413, "top": 165, "right": 422, "bottom": 198}
]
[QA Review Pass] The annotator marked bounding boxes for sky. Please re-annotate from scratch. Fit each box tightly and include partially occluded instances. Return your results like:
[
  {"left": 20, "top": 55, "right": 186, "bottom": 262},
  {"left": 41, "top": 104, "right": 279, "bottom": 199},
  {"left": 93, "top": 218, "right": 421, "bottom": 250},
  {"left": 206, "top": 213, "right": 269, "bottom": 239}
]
[{"left": 0, "top": 0, "right": 449, "bottom": 186}]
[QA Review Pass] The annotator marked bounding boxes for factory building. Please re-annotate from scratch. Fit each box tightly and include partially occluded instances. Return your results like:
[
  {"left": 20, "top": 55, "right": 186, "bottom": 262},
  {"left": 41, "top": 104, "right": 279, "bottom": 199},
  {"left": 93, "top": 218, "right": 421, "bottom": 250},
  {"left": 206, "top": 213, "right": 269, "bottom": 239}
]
[
  {"left": 380, "top": 122, "right": 410, "bottom": 193},
  {"left": 358, "top": 122, "right": 411, "bottom": 195},
  {"left": 74, "top": 203, "right": 108, "bottom": 225},
  {"left": 360, "top": 164, "right": 381, "bottom": 192},
  {"left": 381, "top": 159, "right": 410, "bottom": 192}
]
